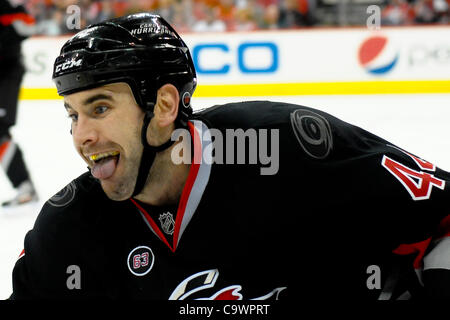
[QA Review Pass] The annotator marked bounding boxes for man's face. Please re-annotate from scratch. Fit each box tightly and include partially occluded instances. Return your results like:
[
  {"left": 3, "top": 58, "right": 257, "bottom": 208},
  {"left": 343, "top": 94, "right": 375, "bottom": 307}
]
[{"left": 64, "top": 82, "right": 144, "bottom": 200}]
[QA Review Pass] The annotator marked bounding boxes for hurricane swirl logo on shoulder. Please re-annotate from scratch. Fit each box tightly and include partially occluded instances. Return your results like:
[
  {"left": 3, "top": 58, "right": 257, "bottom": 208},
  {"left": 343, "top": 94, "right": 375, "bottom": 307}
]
[
  {"left": 358, "top": 35, "right": 399, "bottom": 75},
  {"left": 290, "top": 109, "right": 333, "bottom": 160},
  {"left": 48, "top": 181, "right": 77, "bottom": 207}
]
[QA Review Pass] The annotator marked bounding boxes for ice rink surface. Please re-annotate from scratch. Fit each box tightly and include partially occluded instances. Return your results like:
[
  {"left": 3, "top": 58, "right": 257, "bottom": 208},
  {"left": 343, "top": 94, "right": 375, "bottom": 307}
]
[{"left": 1, "top": 93, "right": 450, "bottom": 299}]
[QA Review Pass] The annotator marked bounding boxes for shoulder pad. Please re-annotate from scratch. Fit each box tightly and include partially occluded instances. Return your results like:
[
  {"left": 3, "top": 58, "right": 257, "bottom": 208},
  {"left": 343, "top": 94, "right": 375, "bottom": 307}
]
[{"left": 46, "top": 171, "right": 100, "bottom": 208}]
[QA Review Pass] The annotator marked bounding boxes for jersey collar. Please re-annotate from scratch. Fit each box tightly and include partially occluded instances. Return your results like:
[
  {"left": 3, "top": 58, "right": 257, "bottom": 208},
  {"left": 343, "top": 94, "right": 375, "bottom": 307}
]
[{"left": 130, "top": 120, "right": 212, "bottom": 252}]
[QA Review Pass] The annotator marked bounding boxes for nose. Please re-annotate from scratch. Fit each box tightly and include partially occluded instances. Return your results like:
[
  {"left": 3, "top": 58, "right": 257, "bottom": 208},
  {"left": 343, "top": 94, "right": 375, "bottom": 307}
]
[{"left": 72, "top": 115, "right": 98, "bottom": 148}]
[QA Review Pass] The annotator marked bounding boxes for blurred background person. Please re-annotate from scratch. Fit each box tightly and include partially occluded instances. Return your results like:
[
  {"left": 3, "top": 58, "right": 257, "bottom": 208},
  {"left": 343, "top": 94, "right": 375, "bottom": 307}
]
[
  {"left": 261, "top": 3, "right": 280, "bottom": 29},
  {"left": 0, "top": 0, "right": 38, "bottom": 207},
  {"left": 434, "top": 0, "right": 449, "bottom": 23},
  {"left": 278, "top": 0, "right": 316, "bottom": 28},
  {"left": 381, "top": 0, "right": 415, "bottom": 25},
  {"left": 231, "top": 6, "right": 258, "bottom": 30},
  {"left": 192, "top": 4, "right": 226, "bottom": 32},
  {"left": 414, "top": 0, "right": 440, "bottom": 23}
]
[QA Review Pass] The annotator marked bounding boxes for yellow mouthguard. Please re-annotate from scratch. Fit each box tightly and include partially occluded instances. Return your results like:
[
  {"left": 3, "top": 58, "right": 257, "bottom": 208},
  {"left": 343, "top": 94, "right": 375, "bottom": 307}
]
[{"left": 90, "top": 151, "right": 119, "bottom": 161}]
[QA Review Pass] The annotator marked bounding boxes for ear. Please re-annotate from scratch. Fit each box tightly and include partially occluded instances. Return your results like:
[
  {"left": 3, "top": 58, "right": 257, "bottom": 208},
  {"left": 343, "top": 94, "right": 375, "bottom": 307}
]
[{"left": 154, "top": 83, "right": 179, "bottom": 128}]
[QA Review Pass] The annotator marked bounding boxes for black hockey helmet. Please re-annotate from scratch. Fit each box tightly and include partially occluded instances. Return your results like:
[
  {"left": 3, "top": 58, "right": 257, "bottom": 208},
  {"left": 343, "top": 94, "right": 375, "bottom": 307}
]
[
  {"left": 52, "top": 13, "right": 197, "bottom": 197},
  {"left": 52, "top": 13, "right": 197, "bottom": 126}
]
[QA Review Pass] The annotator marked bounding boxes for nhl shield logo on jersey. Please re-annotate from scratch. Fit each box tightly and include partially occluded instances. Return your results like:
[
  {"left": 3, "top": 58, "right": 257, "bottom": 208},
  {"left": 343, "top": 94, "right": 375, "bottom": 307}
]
[
  {"left": 159, "top": 212, "right": 175, "bottom": 235},
  {"left": 127, "top": 246, "right": 155, "bottom": 276}
]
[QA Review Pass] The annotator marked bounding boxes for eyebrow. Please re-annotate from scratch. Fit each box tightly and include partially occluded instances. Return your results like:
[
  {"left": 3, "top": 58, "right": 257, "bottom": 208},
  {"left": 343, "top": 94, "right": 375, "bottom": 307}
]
[
  {"left": 64, "top": 102, "right": 72, "bottom": 111},
  {"left": 82, "top": 93, "right": 114, "bottom": 106},
  {"left": 64, "top": 93, "right": 114, "bottom": 111}
]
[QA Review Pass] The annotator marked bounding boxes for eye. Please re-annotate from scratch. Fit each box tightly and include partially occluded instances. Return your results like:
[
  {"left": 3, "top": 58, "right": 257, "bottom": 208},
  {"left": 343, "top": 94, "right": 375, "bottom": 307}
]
[
  {"left": 67, "top": 113, "right": 78, "bottom": 122},
  {"left": 94, "top": 105, "right": 109, "bottom": 115}
]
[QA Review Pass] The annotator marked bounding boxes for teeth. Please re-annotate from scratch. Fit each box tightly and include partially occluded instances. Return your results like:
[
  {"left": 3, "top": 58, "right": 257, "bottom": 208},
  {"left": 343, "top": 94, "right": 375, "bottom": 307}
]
[{"left": 89, "top": 151, "right": 119, "bottom": 162}]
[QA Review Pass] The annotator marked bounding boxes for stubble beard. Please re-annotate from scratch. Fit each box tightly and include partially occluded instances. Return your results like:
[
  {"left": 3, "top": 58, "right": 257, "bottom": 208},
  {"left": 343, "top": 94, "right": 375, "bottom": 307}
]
[
  {"left": 103, "top": 137, "right": 143, "bottom": 201},
  {"left": 101, "top": 154, "right": 140, "bottom": 201}
]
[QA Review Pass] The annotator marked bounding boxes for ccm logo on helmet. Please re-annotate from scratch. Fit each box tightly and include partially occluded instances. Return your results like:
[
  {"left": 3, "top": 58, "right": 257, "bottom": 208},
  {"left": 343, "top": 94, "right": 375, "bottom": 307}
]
[{"left": 55, "top": 58, "right": 83, "bottom": 73}]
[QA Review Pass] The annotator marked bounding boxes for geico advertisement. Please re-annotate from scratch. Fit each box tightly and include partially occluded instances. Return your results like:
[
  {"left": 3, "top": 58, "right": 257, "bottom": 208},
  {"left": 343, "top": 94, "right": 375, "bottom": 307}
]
[{"left": 21, "top": 27, "right": 450, "bottom": 90}]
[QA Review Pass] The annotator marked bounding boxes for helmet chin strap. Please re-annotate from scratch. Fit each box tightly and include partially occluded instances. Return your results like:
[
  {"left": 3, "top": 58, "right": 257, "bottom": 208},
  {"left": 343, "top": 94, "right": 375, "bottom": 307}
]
[{"left": 132, "top": 106, "right": 176, "bottom": 197}]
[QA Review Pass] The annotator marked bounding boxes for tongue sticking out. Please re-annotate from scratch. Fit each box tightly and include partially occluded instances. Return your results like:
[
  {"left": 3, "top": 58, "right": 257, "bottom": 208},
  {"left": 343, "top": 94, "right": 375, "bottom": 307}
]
[{"left": 91, "top": 156, "right": 118, "bottom": 180}]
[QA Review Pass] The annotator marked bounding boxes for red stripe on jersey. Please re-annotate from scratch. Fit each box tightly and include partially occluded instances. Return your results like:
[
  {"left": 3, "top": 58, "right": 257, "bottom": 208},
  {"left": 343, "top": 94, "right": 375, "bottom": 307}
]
[
  {"left": 18, "top": 249, "right": 25, "bottom": 259},
  {"left": 0, "top": 140, "right": 10, "bottom": 161},
  {"left": 130, "top": 198, "right": 174, "bottom": 251},
  {"left": 172, "top": 121, "right": 201, "bottom": 250},
  {"left": 0, "top": 13, "right": 35, "bottom": 26},
  {"left": 435, "top": 214, "right": 450, "bottom": 239},
  {"left": 392, "top": 237, "right": 432, "bottom": 269},
  {"left": 130, "top": 121, "right": 202, "bottom": 252}
]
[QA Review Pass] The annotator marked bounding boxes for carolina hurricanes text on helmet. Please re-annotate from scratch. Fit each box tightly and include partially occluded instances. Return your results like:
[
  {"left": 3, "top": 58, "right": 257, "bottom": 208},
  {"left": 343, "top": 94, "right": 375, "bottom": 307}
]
[
  {"left": 55, "top": 58, "right": 83, "bottom": 73},
  {"left": 130, "top": 24, "right": 176, "bottom": 37}
]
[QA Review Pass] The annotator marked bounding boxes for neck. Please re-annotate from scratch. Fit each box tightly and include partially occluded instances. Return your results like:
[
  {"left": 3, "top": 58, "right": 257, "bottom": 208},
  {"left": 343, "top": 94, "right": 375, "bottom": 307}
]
[{"left": 133, "top": 140, "right": 191, "bottom": 206}]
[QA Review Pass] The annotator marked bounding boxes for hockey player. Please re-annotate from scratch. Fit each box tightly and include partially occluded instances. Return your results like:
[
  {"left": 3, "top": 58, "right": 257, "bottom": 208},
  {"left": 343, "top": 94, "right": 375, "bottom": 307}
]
[
  {"left": 9, "top": 13, "right": 450, "bottom": 300},
  {"left": 0, "top": 0, "right": 38, "bottom": 207}
]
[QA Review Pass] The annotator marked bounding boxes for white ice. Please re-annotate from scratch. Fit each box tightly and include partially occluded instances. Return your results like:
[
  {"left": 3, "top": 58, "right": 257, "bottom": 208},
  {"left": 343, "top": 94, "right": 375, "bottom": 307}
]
[{"left": 1, "top": 93, "right": 450, "bottom": 299}]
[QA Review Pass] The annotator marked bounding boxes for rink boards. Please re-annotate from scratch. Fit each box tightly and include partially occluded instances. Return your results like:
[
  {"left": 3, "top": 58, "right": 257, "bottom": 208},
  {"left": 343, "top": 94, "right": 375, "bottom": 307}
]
[{"left": 19, "top": 26, "right": 450, "bottom": 99}]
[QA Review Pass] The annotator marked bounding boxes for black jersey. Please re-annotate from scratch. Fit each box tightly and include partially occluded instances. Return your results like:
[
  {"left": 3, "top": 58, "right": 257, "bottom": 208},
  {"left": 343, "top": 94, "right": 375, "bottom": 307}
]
[{"left": 10, "top": 101, "right": 450, "bottom": 300}]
